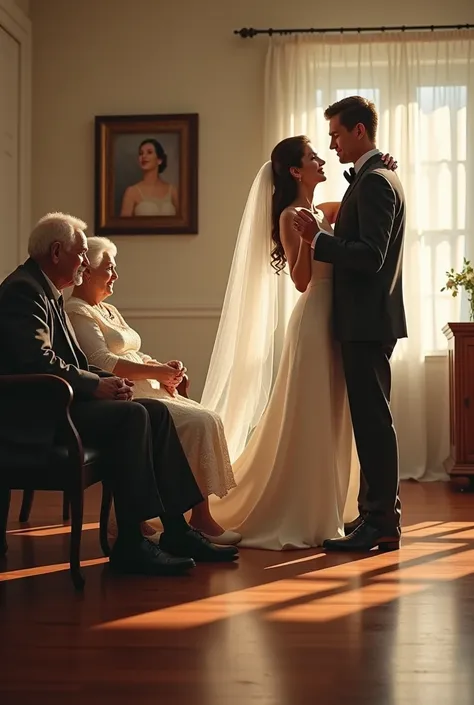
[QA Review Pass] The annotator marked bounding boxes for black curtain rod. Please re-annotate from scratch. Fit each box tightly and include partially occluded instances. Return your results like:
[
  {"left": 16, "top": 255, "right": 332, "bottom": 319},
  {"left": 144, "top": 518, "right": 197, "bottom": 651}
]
[{"left": 234, "top": 23, "right": 474, "bottom": 39}]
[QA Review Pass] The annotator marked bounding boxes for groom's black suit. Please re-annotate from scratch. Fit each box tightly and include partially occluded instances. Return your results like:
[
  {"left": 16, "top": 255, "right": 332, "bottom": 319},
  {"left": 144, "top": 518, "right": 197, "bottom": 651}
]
[
  {"left": 0, "top": 258, "right": 203, "bottom": 527},
  {"left": 314, "top": 153, "right": 407, "bottom": 533}
]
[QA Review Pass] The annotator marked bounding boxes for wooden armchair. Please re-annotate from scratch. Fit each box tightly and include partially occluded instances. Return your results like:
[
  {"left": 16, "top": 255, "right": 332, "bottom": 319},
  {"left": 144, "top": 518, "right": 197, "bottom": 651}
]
[
  {"left": 12, "top": 373, "right": 191, "bottom": 577},
  {"left": 18, "top": 375, "right": 191, "bottom": 525},
  {"left": 0, "top": 374, "right": 112, "bottom": 589}
]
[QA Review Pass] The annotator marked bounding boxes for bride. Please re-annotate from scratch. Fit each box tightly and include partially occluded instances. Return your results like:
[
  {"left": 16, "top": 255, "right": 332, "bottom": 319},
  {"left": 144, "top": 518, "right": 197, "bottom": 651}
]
[{"left": 202, "top": 136, "right": 396, "bottom": 550}]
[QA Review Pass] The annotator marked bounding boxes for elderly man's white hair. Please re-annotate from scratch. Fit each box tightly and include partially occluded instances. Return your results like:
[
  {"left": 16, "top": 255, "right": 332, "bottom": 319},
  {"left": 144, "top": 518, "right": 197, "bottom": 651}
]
[
  {"left": 86, "top": 236, "right": 117, "bottom": 269},
  {"left": 28, "top": 212, "right": 87, "bottom": 259}
]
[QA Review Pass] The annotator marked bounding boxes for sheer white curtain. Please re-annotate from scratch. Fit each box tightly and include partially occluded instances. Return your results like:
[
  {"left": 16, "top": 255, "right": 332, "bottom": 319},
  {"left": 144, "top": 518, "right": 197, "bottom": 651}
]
[{"left": 264, "top": 31, "right": 474, "bottom": 480}]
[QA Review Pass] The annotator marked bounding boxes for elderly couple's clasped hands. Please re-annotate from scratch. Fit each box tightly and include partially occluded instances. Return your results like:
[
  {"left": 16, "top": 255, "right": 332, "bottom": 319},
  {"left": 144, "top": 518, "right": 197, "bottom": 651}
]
[
  {"left": 146, "top": 358, "right": 187, "bottom": 396},
  {"left": 94, "top": 376, "right": 135, "bottom": 401},
  {"left": 94, "top": 359, "right": 186, "bottom": 401}
]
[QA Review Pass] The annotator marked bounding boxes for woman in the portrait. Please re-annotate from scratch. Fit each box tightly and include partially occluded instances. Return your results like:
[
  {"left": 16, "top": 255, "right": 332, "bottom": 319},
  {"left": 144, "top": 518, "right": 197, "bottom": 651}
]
[{"left": 120, "top": 138, "right": 178, "bottom": 217}]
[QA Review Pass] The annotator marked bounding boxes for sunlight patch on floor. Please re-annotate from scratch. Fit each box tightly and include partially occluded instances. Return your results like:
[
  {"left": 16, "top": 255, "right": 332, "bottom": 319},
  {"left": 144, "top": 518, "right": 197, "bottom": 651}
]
[
  {"left": 6, "top": 522, "right": 100, "bottom": 537},
  {"left": 92, "top": 536, "right": 474, "bottom": 630},
  {"left": 0, "top": 556, "right": 107, "bottom": 581},
  {"left": 374, "top": 546, "right": 474, "bottom": 581},
  {"left": 268, "top": 581, "right": 425, "bottom": 622},
  {"left": 264, "top": 553, "right": 326, "bottom": 570},
  {"left": 93, "top": 579, "right": 345, "bottom": 630},
  {"left": 401, "top": 522, "right": 474, "bottom": 538}
]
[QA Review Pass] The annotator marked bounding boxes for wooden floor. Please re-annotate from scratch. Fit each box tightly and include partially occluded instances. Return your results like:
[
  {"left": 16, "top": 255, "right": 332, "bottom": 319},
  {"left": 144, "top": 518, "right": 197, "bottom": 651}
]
[{"left": 1, "top": 481, "right": 474, "bottom": 705}]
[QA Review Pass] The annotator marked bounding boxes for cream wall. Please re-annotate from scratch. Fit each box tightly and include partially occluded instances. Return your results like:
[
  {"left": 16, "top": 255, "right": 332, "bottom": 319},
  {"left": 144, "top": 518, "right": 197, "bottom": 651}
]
[
  {"left": 15, "top": 0, "right": 30, "bottom": 16},
  {"left": 30, "top": 0, "right": 473, "bottom": 404},
  {"left": 14, "top": 0, "right": 28, "bottom": 15}
]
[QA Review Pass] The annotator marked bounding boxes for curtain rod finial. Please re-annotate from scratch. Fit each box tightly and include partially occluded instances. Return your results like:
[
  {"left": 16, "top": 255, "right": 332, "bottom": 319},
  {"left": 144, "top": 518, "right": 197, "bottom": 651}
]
[{"left": 234, "top": 27, "right": 257, "bottom": 39}]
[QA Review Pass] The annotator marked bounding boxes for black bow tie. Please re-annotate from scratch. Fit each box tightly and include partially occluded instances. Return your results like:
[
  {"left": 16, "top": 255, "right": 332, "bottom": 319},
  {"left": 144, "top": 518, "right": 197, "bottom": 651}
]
[{"left": 343, "top": 167, "right": 356, "bottom": 184}]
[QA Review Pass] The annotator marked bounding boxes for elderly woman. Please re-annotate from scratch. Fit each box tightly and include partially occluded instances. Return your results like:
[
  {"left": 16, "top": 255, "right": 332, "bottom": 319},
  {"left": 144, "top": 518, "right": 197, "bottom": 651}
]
[{"left": 66, "top": 236, "right": 240, "bottom": 545}]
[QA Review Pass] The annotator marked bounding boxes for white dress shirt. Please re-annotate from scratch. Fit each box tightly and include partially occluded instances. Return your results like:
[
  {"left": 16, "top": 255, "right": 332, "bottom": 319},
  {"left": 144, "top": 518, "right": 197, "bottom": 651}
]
[
  {"left": 41, "top": 270, "right": 61, "bottom": 301},
  {"left": 41, "top": 270, "right": 82, "bottom": 346}
]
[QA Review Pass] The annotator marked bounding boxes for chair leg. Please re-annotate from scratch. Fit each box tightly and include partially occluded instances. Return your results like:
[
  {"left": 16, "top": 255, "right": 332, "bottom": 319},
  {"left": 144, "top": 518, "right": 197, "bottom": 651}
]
[
  {"left": 69, "top": 488, "right": 85, "bottom": 590},
  {"left": 19, "top": 489, "right": 34, "bottom": 522},
  {"left": 0, "top": 489, "right": 11, "bottom": 556},
  {"left": 62, "top": 492, "right": 70, "bottom": 521},
  {"left": 99, "top": 484, "right": 112, "bottom": 557}
]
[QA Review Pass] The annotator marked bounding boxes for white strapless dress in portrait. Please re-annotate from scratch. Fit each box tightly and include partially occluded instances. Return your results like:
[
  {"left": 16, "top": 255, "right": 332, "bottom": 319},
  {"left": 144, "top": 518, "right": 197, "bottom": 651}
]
[
  {"left": 209, "top": 210, "right": 359, "bottom": 549},
  {"left": 133, "top": 184, "right": 176, "bottom": 216}
]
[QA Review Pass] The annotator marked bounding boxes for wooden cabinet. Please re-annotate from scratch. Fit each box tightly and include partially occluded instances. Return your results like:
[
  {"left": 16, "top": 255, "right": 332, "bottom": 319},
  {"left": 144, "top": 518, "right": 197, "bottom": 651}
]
[{"left": 443, "top": 323, "right": 474, "bottom": 478}]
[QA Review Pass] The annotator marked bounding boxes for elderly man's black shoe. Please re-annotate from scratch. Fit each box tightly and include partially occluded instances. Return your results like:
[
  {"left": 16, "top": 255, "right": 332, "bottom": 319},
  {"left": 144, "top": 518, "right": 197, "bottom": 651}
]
[
  {"left": 110, "top": 537, "right": 195, "bottom": 576},
  {"left": 160, "top": 528, "right": 239, "bottom": 563}
]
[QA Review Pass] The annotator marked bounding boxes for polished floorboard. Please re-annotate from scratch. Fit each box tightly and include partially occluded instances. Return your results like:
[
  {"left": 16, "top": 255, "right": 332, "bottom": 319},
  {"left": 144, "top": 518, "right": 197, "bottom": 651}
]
[{"left": 1, "top": 481, "right": 474, "bottom": 705}]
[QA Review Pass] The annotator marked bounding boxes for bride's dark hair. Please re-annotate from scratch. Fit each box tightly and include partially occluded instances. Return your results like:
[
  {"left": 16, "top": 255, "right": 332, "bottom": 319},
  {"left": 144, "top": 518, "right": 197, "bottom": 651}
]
[{"left": 270, "top": 135, "right": 310, "bottom": 273}]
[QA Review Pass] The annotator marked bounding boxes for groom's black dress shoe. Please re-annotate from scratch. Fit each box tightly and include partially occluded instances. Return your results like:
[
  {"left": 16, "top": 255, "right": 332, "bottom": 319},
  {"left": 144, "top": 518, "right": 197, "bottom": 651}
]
[
  {"left": 344, "top": 515, "right": 364, "bottom": 535},
  {"left": 160, "top": 528, "right": 239, "bottom": 563},
  {"left": 109, "top": 537, "right": 195, "bottom": 576},
  {"left": 323, "top": 521, "right": 400, "bottom": 552}
]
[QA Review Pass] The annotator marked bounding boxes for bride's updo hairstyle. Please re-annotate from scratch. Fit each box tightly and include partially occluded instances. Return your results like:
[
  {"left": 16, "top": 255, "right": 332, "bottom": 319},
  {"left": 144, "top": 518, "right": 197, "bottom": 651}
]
[{"left": 270, "top": 135, "right": 310, "bottom": 273}]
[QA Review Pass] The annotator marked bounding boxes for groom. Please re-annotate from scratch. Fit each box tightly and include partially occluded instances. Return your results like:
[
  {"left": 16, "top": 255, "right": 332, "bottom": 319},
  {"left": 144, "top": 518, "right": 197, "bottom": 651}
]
[{"left": 295, "top": 96, "right": 407, "bottom": 552}]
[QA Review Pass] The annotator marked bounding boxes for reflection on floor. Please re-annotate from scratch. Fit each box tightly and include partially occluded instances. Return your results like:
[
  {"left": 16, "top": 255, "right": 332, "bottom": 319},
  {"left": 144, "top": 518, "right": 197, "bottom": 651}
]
[{"left": 1, "top": 481, "right": 473, "bottom": 705}]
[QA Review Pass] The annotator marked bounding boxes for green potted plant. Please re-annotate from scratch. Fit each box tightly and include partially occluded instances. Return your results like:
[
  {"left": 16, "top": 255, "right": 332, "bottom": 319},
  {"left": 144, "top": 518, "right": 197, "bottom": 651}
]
[{"left": 441, "top": 258, "right": 474, "bottom": 322}]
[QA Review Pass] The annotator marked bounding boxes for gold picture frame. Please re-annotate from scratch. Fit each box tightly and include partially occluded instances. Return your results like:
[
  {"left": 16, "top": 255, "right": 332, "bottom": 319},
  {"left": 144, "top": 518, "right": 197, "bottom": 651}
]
[{"left": 94, "top": 113, "right": 198, "bottom": 235}]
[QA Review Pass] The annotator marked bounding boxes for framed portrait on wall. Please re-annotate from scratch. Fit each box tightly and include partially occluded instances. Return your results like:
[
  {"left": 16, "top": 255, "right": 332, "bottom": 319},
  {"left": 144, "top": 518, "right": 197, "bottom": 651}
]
[{"left": 94, "top": 113, "right": 198, "bottom": 235}]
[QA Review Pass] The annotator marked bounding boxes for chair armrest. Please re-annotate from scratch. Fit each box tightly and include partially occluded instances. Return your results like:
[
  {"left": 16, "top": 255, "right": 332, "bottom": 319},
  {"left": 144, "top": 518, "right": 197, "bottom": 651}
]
[
  {"left": 0, "top": 372, "right": 73, "bottom": 397},
  {"left": 0, "top": 374, "right": 85, "bottom": 473},
  {"left": 0, "top": 373, "right": 73, "bottom": 424},
  {"left": 177, "top": 374, "right": 190, "bottom": 399}
]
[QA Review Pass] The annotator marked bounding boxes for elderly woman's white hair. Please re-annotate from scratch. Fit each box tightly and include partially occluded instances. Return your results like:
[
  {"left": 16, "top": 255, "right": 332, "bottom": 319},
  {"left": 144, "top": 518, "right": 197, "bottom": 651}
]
[
  {"left": 86, "top": 236, "right": 118, "bottom": 269},
  {"left": 28, "top": 212, "right": 87, "bottom": 259}
]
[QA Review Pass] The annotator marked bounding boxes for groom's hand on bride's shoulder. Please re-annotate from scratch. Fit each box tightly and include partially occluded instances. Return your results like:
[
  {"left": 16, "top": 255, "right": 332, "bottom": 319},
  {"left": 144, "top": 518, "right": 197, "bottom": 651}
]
[
  {"left": 293, "top": 208, "right": 318, "bottom": 243},
  {"left": 381, "top": 153, "right": 398, "bottom": 171}
]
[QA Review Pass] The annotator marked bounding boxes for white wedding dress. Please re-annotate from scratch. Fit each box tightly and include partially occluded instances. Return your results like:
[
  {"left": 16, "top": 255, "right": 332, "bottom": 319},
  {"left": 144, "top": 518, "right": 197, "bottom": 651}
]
[{"left": 209, "top": 209, "right": 359, "bottom": 549}]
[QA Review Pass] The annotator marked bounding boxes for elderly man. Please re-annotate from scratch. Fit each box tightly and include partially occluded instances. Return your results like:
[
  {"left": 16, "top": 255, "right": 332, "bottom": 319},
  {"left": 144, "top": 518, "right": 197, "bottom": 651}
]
[{"left": 0, "top": 212, "right": 238, "bottom": 576}]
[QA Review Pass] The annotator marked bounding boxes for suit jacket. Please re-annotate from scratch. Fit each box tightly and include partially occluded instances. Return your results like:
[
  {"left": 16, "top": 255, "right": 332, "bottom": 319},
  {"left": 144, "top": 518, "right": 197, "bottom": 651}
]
[
  {"left": 0, "top": 258, "right": 112, "bottom": 398},
  {"left": 314, "top": 154, "right": 408, "bottom": 342}
]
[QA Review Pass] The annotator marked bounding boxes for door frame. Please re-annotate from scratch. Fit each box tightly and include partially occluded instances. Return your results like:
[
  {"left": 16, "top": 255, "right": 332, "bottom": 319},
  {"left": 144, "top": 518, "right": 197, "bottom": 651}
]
[{"left": 0, "top": 0, "right": 31, "bottom": 263}]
